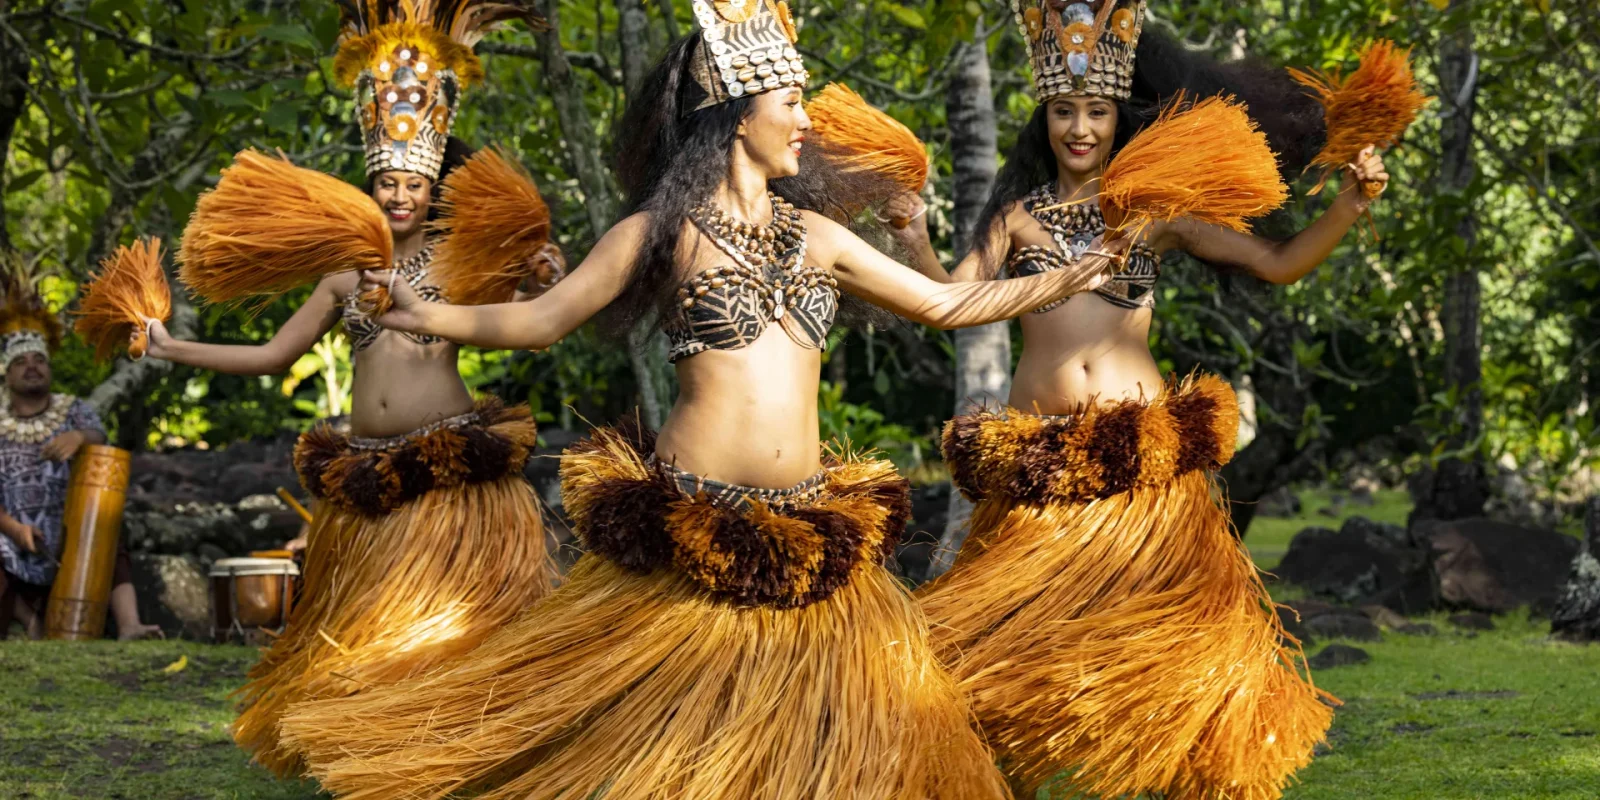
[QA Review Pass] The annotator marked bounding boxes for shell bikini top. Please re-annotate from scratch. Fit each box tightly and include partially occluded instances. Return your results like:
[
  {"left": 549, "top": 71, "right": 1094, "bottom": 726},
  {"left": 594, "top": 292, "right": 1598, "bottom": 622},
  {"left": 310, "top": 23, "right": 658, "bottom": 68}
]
[
  {"left": 1006, "top": 184, "right": 1162, "bottom": 313},
  {"left": 665, "top": 194, "right": 839, "bottom": 363},
  {"left": 341, "top": 243, "right": 445, "bottom": 353}
]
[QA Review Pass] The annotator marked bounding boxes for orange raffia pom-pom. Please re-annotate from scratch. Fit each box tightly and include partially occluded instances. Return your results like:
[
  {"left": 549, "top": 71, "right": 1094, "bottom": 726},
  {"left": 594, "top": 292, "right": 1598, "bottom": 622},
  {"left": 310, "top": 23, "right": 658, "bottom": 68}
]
[
  {"left": 426, "top": 147, "right": 553, "bottom": 306},
  {"left": 1289, "top": 39, "right": 1429, "bottom": 197},
  {"left": 74, "top": 237, "right": 172, "bottom": 362},
  {"left": 806, "top": 82, "right": 929, "bottom": 226},
  {"left": 1092, "top": 95, "right": 1288, "bottom": 239},
  {"left": 179, "top": 150, "right": 392, "bottom": 310}
]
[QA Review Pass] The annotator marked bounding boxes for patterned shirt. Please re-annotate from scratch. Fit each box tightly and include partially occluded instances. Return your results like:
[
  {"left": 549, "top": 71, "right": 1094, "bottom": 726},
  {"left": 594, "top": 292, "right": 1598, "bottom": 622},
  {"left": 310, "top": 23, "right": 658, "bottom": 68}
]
[{"left": 0, "top": 395, "right": 103, "bottom": 586}]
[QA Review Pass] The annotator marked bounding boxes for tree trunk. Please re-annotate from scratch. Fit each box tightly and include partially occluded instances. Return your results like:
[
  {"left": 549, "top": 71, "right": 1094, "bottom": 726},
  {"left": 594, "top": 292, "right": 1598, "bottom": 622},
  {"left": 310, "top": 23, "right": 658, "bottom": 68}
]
[
  {"left": 615, "top": 0, "right": 651, "bottom": 95},
  {"left": 534, "top": 0, "right": 667, "bottom": 427},
  {"left": 1410, "top": 7, "right": 1487, "bottom": 526},
  {"left": 0, "top": 32, "right": 31, "bottom": 253},
  {"left": 925, "top": 33, "right": 1008, "bottom": 582}
]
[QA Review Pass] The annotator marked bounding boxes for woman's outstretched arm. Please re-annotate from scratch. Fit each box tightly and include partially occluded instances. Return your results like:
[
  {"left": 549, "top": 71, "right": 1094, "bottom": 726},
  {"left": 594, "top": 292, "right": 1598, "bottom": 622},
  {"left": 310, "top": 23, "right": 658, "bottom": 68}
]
[
  {"left": 144, "top": 275, "right": 346, "bottom": 376},
  {"left": 367, "top": 215, "right": 645, "bottom": 351},
  {"left": 1163, "top": 146, "right": 1390, "bottom": 285}
]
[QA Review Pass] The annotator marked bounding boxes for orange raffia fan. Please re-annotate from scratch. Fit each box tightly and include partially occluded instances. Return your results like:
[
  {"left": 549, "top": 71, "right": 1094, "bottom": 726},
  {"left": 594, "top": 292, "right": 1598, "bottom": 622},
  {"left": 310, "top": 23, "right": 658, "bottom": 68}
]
[
  {"left": 178, "top": 150, "right": 392, "bottom": 311},
  {"left": 1289, "top": 39, "right": 1428, "bottom": 199},
  {"left": 805, "top": 83, "right": 929, "bottom": 227},
  {"left": 74, "top": 237, "right": 172, "bottom": 362},
  {"left": 424, "top": 146, "right": 553, "bottom": 306},
  {"left": 1068, "top": 94, "right": 1288, "bottom": 243}
]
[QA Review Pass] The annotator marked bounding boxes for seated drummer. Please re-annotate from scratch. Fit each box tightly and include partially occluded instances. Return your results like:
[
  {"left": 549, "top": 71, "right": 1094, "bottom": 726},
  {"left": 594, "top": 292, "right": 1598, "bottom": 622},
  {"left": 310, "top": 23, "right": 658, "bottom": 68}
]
[{"left": 0, "top": 329, "right": 161, "bottom": 640}]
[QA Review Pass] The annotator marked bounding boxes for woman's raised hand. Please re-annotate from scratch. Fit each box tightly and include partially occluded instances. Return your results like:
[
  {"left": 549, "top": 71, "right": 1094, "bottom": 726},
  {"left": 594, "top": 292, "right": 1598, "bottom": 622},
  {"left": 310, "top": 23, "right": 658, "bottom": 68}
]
[
  {"left": 1343, "top": 144, "right": 1390, "bottom": 209},
  {"left": 359, "top": 270, "right": 431, "bottom": 335}
]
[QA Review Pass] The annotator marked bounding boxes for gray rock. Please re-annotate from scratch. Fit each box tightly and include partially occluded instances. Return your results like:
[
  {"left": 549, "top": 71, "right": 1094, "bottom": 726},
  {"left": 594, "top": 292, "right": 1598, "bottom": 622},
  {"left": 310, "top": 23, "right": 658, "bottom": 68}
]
[
  {"left": 1396, "top": 622, "right": 1438, "bottom": 636},
  {"left": 1309, "top": 644, "right": 1370, "bottom": 669},
  {"left": 1276, "top": 516, "right": 1438, "bottom": 613},
  {"left": 1304, "top": 610, "right": 1382, "bottom": 642},
  {"left": 1448, "top": 612, "right": 1496, "bottom": 631},
  {"left": 129, "top": 554, "right": 211, "bottom": 640},
  {"left": 1550, "top": 496, "right": 1600, "bottom": 642},
  {"left": 1421, "top": 517, "right": 1579, "bottom": 613}
]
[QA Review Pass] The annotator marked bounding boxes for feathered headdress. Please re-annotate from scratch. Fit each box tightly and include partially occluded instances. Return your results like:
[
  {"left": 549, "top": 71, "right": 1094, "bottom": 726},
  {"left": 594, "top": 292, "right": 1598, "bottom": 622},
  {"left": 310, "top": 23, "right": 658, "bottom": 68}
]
[
  {"left": 334, "top": 0, "right": 542, "bottom": 179},
  {"left": 0, "top": 250, "right": 62, "bottom": 366},
  {"left": 1012, "top": 0, "right": 1144, "bottom": 103}
]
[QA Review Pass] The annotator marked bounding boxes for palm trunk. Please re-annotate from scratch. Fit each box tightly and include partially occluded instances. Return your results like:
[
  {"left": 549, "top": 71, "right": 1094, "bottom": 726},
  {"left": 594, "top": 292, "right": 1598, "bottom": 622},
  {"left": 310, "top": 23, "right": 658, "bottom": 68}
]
[{"left": 925, "top": 32, "right": 1009, "bottom": 582}]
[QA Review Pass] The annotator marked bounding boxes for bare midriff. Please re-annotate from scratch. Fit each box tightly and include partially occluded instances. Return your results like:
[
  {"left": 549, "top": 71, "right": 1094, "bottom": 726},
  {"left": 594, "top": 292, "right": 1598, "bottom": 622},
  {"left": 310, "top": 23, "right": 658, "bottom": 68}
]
[
  {"left": 656, "top": 324, "right": 825, "bottom": 491},
  {"left": 348, "top": 333, "right": 475, "bottom": 438},
  {"left": 1010, "top": 291, "right": 1163, "bottom": 415}
]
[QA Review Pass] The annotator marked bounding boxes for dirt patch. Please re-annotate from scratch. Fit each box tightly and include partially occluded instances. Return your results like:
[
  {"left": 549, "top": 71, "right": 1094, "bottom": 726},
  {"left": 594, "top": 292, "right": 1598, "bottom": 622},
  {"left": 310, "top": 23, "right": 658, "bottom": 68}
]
[
  {"left": 91, "top": 736, "right": 165, "bottom": 773},
  {"left": 1410, "top": 689, "right": 1520, "bottom": 701},
  {"left": 1391, "top": 722, "right": 1435, "bottom": 734},
  {"left": 1559, "top": 730, "right": 1596, "bottom": 738},
  {"left": 34, "top": 677, "right": 58, "bottom": 693},
  {"left": 98, "top": 670, "right": 142, "bottom": 692}
]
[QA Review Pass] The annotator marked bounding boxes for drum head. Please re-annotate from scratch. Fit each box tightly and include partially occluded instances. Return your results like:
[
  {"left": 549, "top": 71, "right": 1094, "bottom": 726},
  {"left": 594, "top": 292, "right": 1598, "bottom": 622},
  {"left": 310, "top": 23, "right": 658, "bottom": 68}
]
[{"left": 210, "top": 557, "right": 301, "bottom": 577}]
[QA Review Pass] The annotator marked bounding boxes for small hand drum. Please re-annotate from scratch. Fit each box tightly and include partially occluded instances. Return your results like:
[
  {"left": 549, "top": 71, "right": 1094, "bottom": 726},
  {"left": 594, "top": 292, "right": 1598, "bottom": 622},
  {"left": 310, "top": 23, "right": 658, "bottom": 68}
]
[{"left": 210, "top": 557, "right": 299, "bottom": 645}]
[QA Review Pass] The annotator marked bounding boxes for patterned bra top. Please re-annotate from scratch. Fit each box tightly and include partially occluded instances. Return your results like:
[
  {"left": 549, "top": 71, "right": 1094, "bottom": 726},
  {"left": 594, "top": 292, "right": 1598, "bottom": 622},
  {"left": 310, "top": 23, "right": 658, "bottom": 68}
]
[
  {"left": 342, "top": 243, "right": 445, "bottom": 353},
  {"left": 665, "top": 195, "right": 839, "bottom": 363},
  {"left": 1007, "top": 184, "right": 1162, "bottom": 313}
]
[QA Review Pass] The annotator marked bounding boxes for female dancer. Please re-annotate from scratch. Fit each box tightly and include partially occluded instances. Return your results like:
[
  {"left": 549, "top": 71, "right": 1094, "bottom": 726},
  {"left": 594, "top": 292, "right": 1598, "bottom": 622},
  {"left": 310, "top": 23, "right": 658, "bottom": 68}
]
[
  {"left": 279, "top": 4, "right": 1112, "bottom": 798},
  {"left": 144, "top": 0, "right": 555, "bottom": 776},
  {"left": 893, "top": 2, "right": 1389, "bottom": 798}
]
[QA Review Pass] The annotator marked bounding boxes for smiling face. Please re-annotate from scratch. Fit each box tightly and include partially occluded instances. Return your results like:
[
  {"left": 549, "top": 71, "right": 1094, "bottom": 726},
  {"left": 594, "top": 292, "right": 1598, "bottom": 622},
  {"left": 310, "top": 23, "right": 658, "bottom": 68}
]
[
  {"left": 1046, "top": 95, "right": 1118, "bottom": 181},
  {"left": 370, "top": 170, "right": 432, "bottom": 237},
  {"left": 5, "top": 351, "right": 50, "bottom": 396},
  {"left": 736, "top": 87, "right": 811, "bottom": 180}
]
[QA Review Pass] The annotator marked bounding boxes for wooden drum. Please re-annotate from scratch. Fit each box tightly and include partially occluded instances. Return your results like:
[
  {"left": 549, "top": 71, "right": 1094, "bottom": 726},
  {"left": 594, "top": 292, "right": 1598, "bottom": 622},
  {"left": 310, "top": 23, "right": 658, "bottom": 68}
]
[
  {"left": 210, "top": 557, "right": 299, "bottom": 644},
  {"left": 45, "top": 445, "right": 131, "bottom": 641}
]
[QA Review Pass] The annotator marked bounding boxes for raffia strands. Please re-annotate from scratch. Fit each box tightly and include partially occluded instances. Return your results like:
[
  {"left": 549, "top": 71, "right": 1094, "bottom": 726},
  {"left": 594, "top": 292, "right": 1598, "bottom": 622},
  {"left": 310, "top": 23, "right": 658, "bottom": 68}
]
[
  {"left": 1094, "top": 95, "right": 1288, "bottom": 238},
  {"left": 1289, "top": 40, "right": 1428, "bottom": 197},
  {"left": 427, "top": 146, "right": 551, "bottom": 306},
  {"left": 178, "top": 150, "right": 391, "bottom": 311},
  {"left": 232, "top": 473, "right": 553, "bottom": 777},
  {"left": 806, "top": 83, "right": 929, "bottom": 224},
  {"left": 282, "top": 556, "right": 1011, "bottom": 800},
  {"left": 73, "top": 237, "right": 171, "bottom": 362},
  {"left": 920, "top": 397, "right": 1334, "bottom": 799}
]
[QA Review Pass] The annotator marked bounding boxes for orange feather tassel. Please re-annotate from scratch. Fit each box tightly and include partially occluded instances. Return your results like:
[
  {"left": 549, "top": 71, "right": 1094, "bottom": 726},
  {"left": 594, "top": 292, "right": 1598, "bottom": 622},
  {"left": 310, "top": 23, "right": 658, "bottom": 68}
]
[
  {"left": 74, "top": 237, "right": 172, "bottom": 362},
  {"left": 1087, "top": 95, "right": 1288, "bottom": 240},
  {"left": 179, "top": 150, "right": 392, "bottom": 310},
  {"left": 806, "top": 83, "right": 929, "bottom": 226},
  {"left": 426, "top": 146, "right": 553, "bottom": 306},
  {"left": 1289, "top": 39, "right": 1429, "bottom": 197}
]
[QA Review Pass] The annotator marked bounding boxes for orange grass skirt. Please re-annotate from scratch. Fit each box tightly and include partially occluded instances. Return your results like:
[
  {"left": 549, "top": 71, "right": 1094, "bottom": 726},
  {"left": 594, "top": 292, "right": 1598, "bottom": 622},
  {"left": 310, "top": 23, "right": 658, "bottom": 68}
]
[
  {"left": 278, "top": 433, "right": 1010, "bottom": 800},
  {"left": 232, "top": 403, "right": 553, "bottom": 777},
  {"left": 919, "top": 375, "right": 1334, "bottom": 799}
]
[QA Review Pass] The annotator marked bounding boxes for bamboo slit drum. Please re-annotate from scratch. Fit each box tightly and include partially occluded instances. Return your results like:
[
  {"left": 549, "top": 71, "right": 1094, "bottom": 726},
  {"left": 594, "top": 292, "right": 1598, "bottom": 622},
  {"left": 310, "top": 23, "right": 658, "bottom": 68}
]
[
  {"left": 918, "top": 374, "right": 1336, "bottom": 800},
  {"left": 279, "top": 421, "right": 1014, "bottom": 800},
  {"left": 44, "top": 445, "right": 131, "bottom": 641},
  {"left": 229, "top": 399, "right": 554, "bottom": 778}
]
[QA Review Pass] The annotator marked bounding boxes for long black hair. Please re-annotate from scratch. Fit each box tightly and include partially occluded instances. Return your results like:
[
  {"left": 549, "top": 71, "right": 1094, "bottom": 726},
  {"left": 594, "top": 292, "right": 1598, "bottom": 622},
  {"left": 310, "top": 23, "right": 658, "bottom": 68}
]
[
  {"left": 971, "top": 27, "right": 1327, "bottom": 276},
  {"left": 607, "top": 34, "right": 897, "bottom": 335}
]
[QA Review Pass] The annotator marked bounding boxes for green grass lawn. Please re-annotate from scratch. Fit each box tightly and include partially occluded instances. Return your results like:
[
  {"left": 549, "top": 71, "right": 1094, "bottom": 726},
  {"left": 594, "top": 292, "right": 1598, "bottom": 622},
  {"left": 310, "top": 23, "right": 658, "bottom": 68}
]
[
  {"left": 0, "top": 641, "right": 321, "bottom": 800},
  {"left": 3, "top": 484, "right": 1596, "bottom": 799}
]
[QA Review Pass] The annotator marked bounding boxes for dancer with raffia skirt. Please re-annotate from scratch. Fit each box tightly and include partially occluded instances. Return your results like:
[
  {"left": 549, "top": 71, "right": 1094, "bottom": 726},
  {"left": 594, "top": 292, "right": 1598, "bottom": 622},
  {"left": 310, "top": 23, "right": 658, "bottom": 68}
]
[
  {"left": 277, "top": 3, "right": 1128, "bottom": 798},
  {"left": 142, "top": 0, "right": 560, "bottom": 776},
  {"left": 888, "top": 2, "right": 1397, "bottom": 798}
]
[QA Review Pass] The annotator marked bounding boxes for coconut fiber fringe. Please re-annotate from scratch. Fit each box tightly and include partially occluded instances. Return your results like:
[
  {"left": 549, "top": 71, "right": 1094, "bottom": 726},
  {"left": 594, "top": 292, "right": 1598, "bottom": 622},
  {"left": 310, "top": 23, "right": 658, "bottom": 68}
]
[
  {"left": 232, "top": 399, "right": 553, "bottom": 777},
  {"left": 919, "top": 374, "right": 1335, "bottom": 800},
  {"left": 279, "top": 427, "right": 1011, "bottom": 800}
]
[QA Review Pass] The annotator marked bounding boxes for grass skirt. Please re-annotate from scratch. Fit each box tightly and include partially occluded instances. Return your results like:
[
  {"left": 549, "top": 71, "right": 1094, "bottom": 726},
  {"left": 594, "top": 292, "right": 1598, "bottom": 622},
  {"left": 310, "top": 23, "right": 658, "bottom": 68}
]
[
  {"left": 232, "top": 400, "right": 553, "bottom": 777},
  {"left": 919, "top": 374, "right": 1334, "bottom": 799},
  {"left": 279, "top": 424, "right": 1010, "bottom": 800}
]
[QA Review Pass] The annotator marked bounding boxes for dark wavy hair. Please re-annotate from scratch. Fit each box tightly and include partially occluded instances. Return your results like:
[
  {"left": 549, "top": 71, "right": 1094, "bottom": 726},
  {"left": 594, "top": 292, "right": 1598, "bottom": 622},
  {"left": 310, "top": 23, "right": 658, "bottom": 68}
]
[
  {"left": 971, "top": 27, "right": 1327, "bottom": 277},
  {"left": 607, "top": 34, "right": 898, "bottom": 335}
]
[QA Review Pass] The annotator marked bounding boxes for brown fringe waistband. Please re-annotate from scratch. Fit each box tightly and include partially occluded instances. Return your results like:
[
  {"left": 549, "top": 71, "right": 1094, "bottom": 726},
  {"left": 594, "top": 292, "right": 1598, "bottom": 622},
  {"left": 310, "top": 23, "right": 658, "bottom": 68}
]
[
  {"left": 561, "top": 421, "right": 912, "bottom": 609},
  {"left": 943, "top": 373, "right": 1239, "bottom": 506},
  {"left": 294, "top": 397, "right": 538, "bottom": 515}
]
